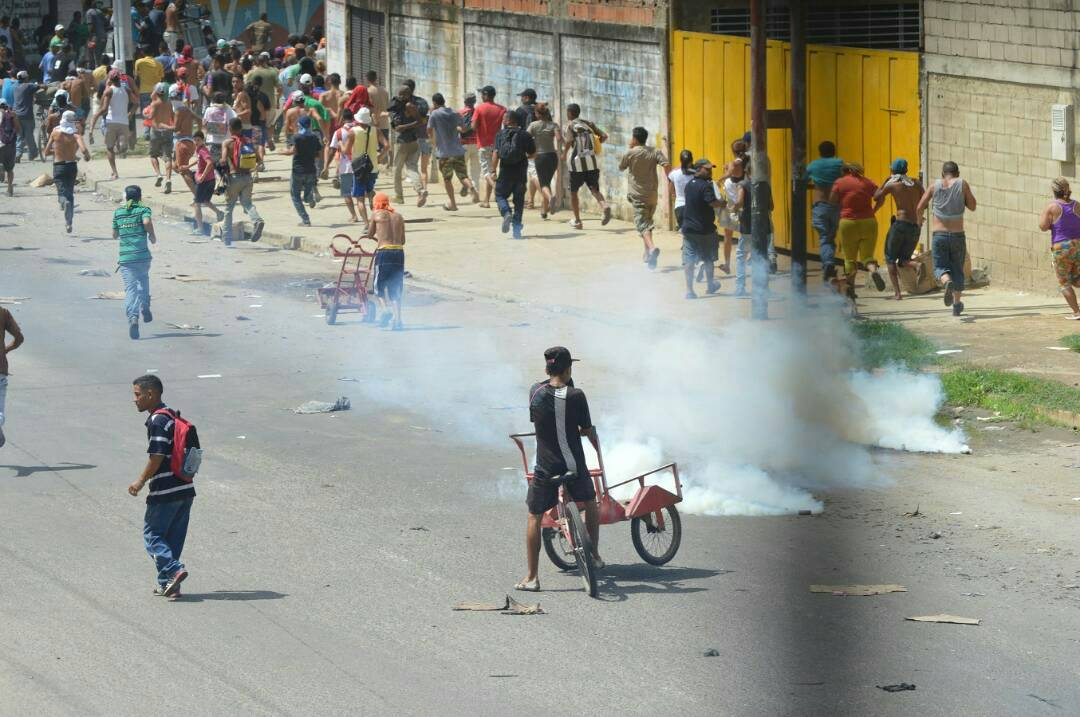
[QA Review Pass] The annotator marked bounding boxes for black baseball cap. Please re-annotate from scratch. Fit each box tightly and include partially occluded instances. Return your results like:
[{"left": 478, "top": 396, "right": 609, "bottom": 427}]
[
  {"left": 518, "top": 88, "right": 536, "bottom": 99},
  {"left": 125, "top": 185, "right": 142, "bottom": 201},
  {"left": 694, "top": 158, "right": 715, "bottom": 169},
  {"left": 480, "top": 85, "right": 496, "bottom": 96},
  {"left": 544, "top": 346, "right": 579, "bottom": 373}
]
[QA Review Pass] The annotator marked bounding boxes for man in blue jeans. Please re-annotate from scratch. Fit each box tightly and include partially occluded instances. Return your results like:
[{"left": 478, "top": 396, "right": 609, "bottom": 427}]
[
  {"left": 280, "top": 114, "right": 322, "bottom": 226},
  {"left": 12, "top": 71, "right": 39, "bottom": 161},
  {"left": 491, "top": 111, "right": 535, "bottom": 240},
  {"left": 112, "top": 185, "right": 157, "bottom": 339},
  {"left": 129, "top": 374, "right": 193, "bottom": 598},
  {"left": 806, "top": 140, "right": 844, "bottom": 282}
]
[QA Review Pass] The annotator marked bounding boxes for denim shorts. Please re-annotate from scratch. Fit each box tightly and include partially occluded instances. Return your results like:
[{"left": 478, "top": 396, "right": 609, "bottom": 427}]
[
  {"left": 350, "top": 171, "right": 378, "bottom": 197},
  {"left": 932, "top": 231, "right": 966, "bottom": 291}
]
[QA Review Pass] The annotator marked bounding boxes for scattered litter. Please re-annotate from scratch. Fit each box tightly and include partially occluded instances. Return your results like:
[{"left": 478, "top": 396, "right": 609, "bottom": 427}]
[
  {"left": 976, "top": 413, "right": 1005, "bottom": 422},
  {"left": 960, "top": 592, "right": 985, "bottom": 597},
  {"left": 408, "top": 526, "right": 429, "bottom": 532},
  {"left": 164, "top": 274, "right": 207, "bottom": 282},
  {"left": 28, "top": 173, "right": 53, "bottom": 187},
  {"left": 197, "top": 374, "right": 222, "bottom": 379},
  {"left": 451, "top": 595, "right": 544, "bottom": 615},
  {"left": 410, "top": 425, "right": 443, "bottom": 432},
  {"left": 702, "top": 648, "right": 720, "bottom": 657},
  {"left": 0, "top": 296, "right": 29, "bottom": 304},
  {"left": 905, "top": 614, "right": 980, "bottom": 625},
  {"left": 949, "top": 512, "right": 963, "bottom": 515},
  {"left": 929, "top": 531, "right": 942, "bottom": 539},
  {"left": 244, "top": 294, "right": 262, "bottom": 298},
  {"left": 1027, "top": 694, "right": 1059, "bottom": 708},
  {"left": 235, "top": 315, "right": 251, "bottom": 321},
  {"left": 91, "top": 291, "right": 125, "bottom": 300},
  {"left": 1072, "top": 497, "right": 1080, "bottom": 501},
  {"left": 249, "top": 304, "right": 263, "bottom": 308},
  {"left": 1046, "top": 346, "right": 1071, "bottom": 351},
  {"left": 502, "top": 467, "right": 516, "bottom": 471},
  {"left": 78, "top": 269, "right": 111, "bottom": 277},
  {"left": 294, "top": 397, "right": 351, "bottom": 414},
  {"left": 810, "top": 584, "right": 907, "bottom": 596},
  {"left": 186, "top": 239, "right": 208, "bottom": 244},
  {"left": 936, "top": 349, "right": 963, "bottom": 355},
  {"left": 877, "top": 683, "right": 916, "bottom": 693},
  {"left": 338, "top": 377, "right": 360, "bottom": 382},
  {"left": 798, "top": 509, "right": 813, "bottom": 516},
  {"left": 145, "top": 369, "right": 158, "bottom": 373},
  {"left": 165, "top": 322, "right": 204, "bottom": 331},
  {"left": 903, "top": 504, "right": 921, "bottom": 517},
  {"left": 236, "top": 436, "right": 246, "bottom": 440}
]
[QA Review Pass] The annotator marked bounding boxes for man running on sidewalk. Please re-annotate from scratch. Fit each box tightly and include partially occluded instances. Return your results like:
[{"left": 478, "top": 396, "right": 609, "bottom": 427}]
[
  {"left": 472, "top": 85, "right": 505, "bottom": 208},
  {"left": 874, "top": 158, "right": 925, "bottom": 300},
  {"left": 916, "top": 161, "right": 977, "bottom": 317},
  {"left": 619, "top": 126, "right": 669, "bottom": 270},
  {"left": 0, "top": 304, "right": 24, "bottom": 448},
  {"left": 129, "top": 373, "right": 194, "bottom": 598},
  {"left": 280, "top": 114, "right": 322, "bottom": 226},
  {"left": 221, "top": 117, "right": 265, "bottom": 245},
  {"left": 112, "top": 185, "right": 157, "bottom": 339},
  {"left": 806, "top": 140, "right": 843, "bottom": 282},
  {"left": 516, "top": 346, "right": 603, "bottom": 593},
  {"left": 91, "top": 70, "right": 137, "bottom": 180},
  {"left": 388, "top": 84, "right": 428, "bottom": 207},
  {"left": 428, "top": 92, "right": 478, "bottom": 211},
  {"left": 43, "top": 110, "right": 90, "bottom": 234},
  {"left": 492, "top": 111, "right": 535, "bottom": 240},
  {"left": 147, "top": 82, "right": 175, "bottom": 193},
  {"left": 563, "top": 103, "right": 611, "bottom": 230},
  {"left": 681, "top": 159, "right": 724, "bottom": 298}
]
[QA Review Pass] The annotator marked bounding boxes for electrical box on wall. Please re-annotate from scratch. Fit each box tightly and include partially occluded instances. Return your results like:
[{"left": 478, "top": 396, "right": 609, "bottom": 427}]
[{"left": 1051, "top": 104, "right": 1073, "bottom": 162}]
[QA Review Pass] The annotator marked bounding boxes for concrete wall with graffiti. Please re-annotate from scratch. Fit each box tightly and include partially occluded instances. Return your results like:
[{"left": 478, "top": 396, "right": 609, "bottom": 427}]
[{"left": 194, "top": 0, "right": 325, "bottom": 46}]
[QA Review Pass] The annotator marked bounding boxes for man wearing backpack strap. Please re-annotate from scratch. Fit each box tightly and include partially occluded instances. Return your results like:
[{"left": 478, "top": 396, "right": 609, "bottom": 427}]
[
  {"left": 492, "top": 111, "right": 535, "bottom": 240},
  {"left": 562, "top": 103, "right": 612, "bottom": 230},
  {"left": 130, "top": 374, "right": 194, "bottom": 598},
  {"left": 221, "top": 117, "right": 265, "bottom": 245}
]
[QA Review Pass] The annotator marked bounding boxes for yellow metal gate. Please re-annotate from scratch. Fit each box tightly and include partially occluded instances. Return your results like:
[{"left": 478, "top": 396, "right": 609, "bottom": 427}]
[{"left": 670, "top": 31, "right": 920, "bottom": 262}]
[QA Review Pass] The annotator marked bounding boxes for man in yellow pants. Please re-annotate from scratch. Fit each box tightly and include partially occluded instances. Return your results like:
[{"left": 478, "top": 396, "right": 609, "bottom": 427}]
[{"left": 830, "top": 162, "right": 886, "bottom": 303}]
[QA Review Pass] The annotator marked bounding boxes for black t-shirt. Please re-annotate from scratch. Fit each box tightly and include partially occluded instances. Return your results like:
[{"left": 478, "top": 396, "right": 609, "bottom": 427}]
[
  {"left": 292, "top": 133, "right": 322, "bottom": 174},
  {"left": 248, "top": 89, "right": 270, "bottom": 126},
  {"left": 529, "top": 380, "right": 593, "bottom": 481},
  {"left": 494, "top": 127, "right": 535, "bottom": 192},
  {"left": 208, "top": 70, "right": 232, "bottom": 100},
  {"left": 682, "top": 176, "right": 718, "bottom": 235}
]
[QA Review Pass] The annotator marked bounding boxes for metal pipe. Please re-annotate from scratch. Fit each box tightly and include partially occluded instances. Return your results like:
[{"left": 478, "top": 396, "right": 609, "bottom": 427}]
[
  {"left": 750, "top": 0, "right": 770, "bottom": 320},
  {"left": 789, "top": 0, "right": 808, "bottom": 295}
]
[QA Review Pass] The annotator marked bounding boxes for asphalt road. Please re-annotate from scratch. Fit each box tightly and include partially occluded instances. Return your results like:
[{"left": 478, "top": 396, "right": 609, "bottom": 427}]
[{"left": 2, "top": 167, "right": 1079, "bottom": 716}]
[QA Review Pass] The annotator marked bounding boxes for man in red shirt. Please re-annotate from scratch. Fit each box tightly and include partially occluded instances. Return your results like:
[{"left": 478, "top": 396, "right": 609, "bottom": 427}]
[
  {"left": 459, "top": 91, "right": 480, "bottom": 197},
  {"left": 471, "top": 85, "right": 505, "bottom": 208},
  {"left": 830, "top": 161, "right": 886, "bottom": 301}
]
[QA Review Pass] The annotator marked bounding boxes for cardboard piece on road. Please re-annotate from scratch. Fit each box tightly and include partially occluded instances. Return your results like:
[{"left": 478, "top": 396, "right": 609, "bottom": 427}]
[
  {"left": 78, "top": 269, "right": 111, "bottom": 277},
  {"left": 906, "top": 614, "right": 980, "bottom": 625},
  {"left": 451, "top": 595, "right": 544, "bottom": 615},
  {"left": 91, "top": 291, "right": 125, "bottom": 300},
  {"left": 810, "top": 584, "right": 907, "bottom": 596},
  {"left": 0, "top": 297, "right": 29, "bottom": 304},
  {"left": 28, "top": 174, "right": 53, "bottom": 188},
  {"left": 294, "top": 397, "right": 351, "bottom": 414},
  {"left": 165, "top": 323, "right": 205, "bottom": 331}
]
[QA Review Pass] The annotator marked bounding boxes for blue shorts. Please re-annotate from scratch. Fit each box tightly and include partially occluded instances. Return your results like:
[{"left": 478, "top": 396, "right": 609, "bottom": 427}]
[
  {"left": 932, "top": 231, "right": 966, "bottom": 291},
  {"left": 251, "top": 126, "right": 267, "bottom": 147},
  {"left": 339, "top": 173, "right": 354, "bottom": 197},
  {"left": 351, "top": 171, "right": 378, "bottom": 198},
  {"left": 373, "top": 248, "right": 404, "bottom": 301}
]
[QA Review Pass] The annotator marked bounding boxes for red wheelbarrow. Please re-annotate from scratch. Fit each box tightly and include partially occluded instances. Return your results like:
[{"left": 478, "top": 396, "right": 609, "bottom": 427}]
[
  {"left": 317, "top": 233, "right": 378, "bottom": 325},
  {"left": 509, "top": 431, "right": 683, "bottom": 569}
]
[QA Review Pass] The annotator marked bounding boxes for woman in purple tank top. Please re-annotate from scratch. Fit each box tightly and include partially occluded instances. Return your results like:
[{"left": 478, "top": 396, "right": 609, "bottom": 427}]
[{"left": 1038, "top": 176, "right": 1080, "bottom": 319}]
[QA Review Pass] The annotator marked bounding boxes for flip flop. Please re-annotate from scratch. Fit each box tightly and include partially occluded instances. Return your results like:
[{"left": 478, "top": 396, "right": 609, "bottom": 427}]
[
  {"left": 442, "top": 203, "right": 458, "bottom": 211},
  {"left": 514, "top": 579, "right": 540, "bottom": 592},
  {"left": 1067, "top": 314, "right": 1080, "bottom": 320}
]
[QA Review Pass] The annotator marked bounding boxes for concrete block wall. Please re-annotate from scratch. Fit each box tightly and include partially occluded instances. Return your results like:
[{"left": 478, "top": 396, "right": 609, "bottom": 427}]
[{"left": 924, "top": 0, "right": 1080, "bottom": 292}]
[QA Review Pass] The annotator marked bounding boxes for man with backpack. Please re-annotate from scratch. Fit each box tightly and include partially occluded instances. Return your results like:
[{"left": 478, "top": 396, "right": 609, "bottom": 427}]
[
  {"left": 129, "top": 373, "right": 198, "bottom": 598},
  {"left": 221, "top": 116, "right": 264, "bottom": 245},
  {"left": 562, "top": 103, "right": 612, "bottom": 230},
  {"left": 491, "top": 111, "right": 535, "bottom": 240}
]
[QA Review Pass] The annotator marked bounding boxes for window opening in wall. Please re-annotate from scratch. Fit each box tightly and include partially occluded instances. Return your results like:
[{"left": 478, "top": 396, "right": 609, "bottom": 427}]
[{"left": 707, "top": 3, "right": 920, "bottom": 51}]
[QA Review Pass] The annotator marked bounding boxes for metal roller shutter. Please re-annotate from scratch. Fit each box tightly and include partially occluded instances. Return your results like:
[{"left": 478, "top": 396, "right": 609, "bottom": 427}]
[{"left": 350, "top": 8, "right": 386, "bottom": 81}]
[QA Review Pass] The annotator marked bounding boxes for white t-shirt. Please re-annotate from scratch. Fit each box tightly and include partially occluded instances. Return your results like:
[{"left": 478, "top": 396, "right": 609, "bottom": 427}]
[
  {"left": 202, "top": 104, "right": 236, "bottom": 145},
  {"left": 330, "top": 124, "right": 353, "bottom": 176},
  {"left": 668, "top": 168, "right": 694, "bottom": 209}
]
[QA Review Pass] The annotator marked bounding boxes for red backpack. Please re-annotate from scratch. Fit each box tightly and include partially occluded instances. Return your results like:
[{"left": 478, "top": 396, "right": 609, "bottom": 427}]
[{"left": 153, "top": 408, "right": 203, "bottom": 482}]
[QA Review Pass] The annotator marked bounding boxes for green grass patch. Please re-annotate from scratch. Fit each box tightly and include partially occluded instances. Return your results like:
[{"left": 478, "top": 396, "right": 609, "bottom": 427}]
[
  {"left": 940, "top": 367, "right": 1080, "bottom": 426},
  {"left": 1061, "top": 333, "right": 1080, "bottom": 353},
  {"left": 852, "top": 321, "right": 939, "bottom": 371}
]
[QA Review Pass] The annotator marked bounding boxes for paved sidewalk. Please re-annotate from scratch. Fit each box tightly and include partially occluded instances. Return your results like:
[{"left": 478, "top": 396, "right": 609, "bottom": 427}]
[{"left": 78, "top": 152, "right": 1080, "bottom": 379}]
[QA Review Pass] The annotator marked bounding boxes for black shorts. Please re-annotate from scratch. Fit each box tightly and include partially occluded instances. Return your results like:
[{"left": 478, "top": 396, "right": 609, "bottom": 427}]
[
  {"left": 526, "top": 472, "right": 597, "bottom": 515},
  {"left": 569, "top": 169, "right": 600, "bottom": 193},
  {"left": 194, "top": 179, "right": 216, "bottom": 204},
  {"left": 674, "top": 205, "right": 684, "bottom": 229},
  {"left": 373, "top": 248, "right": 405, "bottom": 301},
  {"left": 0, "top": 143, "right": 14, "bottom": 172},
  {"left": 534, "top": 152, "right": 557, "bottom": 188},
  {"left": 884, "top": 218, "right": 920, "bottom": 264}
]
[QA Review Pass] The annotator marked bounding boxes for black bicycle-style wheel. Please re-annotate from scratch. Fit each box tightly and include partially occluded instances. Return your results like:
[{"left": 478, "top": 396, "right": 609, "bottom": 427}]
[
  {"left": 325, "top": 295, "right": 339, "bottom": 325},
  {"left": 631, "top": 505, "right": 682, "bottom": 566},
  {"left": 542, "top": 526, "right": 576, "bottom": 571},
  {"left": 565, "top": 503, "right": 598, "bottom": 598}
]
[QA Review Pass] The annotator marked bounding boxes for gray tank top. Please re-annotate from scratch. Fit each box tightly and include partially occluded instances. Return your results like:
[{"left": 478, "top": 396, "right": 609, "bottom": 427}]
[{"left": 933, "top": 178, "right": 966, "bottom": 220}]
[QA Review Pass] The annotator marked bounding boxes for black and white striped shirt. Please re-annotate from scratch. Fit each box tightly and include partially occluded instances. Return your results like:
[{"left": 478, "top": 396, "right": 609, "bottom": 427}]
[
  {"left": 144, "top": 405, "right": 196, "bottom": 504},
  {"left": 529, "top": 380, "right": 593, "bottom": 481}
]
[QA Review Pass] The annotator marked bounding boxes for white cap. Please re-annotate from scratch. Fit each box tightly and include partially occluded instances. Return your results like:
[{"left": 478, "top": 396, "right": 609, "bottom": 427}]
[
  {"left": 356, "top": 107, "right": 373, "bottom": 125},
  {"left": 299, "top": 73, "right": 312, "bottom": 85},
  {"left": 290, "top": 90, "right": 304, "bottom": 102},
  {"left": 168, "top": 84, "right": 182, "bottom": 99},
  {"left": 54, "top": 24, "right": 64, "bottom": 32}
]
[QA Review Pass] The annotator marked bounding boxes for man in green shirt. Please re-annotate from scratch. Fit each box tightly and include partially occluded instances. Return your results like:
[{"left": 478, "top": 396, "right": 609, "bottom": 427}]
[{"left": 112, "top": 185, "right": 158, "bottom": 340}]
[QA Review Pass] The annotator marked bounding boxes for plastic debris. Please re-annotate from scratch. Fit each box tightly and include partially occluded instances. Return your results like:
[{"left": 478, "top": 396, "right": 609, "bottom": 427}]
[
  {"left": 810, "top": 584, "right": 907, "bottom": 596},
  {"left": 452, "top": 595, "right": 544, "bottom": 615},
  {"left": 235, "top": 315, "right": 251, "bottom": 321},
  {"left": 877, "top": 683, "right": 916, "bottom": 692},
  {"left": 197, "top": 374, "right": 222, "bottom": 379},
  {"left": 164, "top": 274, "right": 208, "bottom": 282},
  {"left": 294, "top": 397, "right": 351, "bottom": 414},
  {"left": 905, "top": 614, "right": 980, "bottom": 625},
  {"left": 0, "top": 296, "right": 29, "bottom": 304},
  {"left": 91, "top": 291, "right": 125, "bottom": 300},
  {"left": 78, "top": 269, "right": 111, "bottom": 277},
  {"left": 165, "top": 323, "right": 205, "bottom": 331},
  {"left": 702, "top": 649, "right": 720, "bottom": 657}
]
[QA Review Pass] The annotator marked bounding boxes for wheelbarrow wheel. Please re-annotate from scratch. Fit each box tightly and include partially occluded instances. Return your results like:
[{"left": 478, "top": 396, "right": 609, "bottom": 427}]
[
  {"left": 565, "top": 503, "right": 598, "bottom": 598},
  {"left": 542, "top": 527, "right": 576, "bottom": 571},
  {"left": 325, "top": 295, "right": 339, "bottom": 325},
  {"left": 631, "top": 505, "right": 682, "bottom": 566}
]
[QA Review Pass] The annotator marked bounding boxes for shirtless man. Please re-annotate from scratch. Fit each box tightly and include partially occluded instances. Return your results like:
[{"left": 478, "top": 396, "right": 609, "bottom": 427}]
[
  {"left": 916, "top": 161, "right": 977, "bottom": 316},
  {"left": 319, "top": 73, "right": 344, "bottom": 178},
  {"left": 43, "top": 110, "right": 91, "bottom": 233},
  {"left": 283, "top": 99, "right": 302, "bottom": 147},
  {"left": 0, "top": 304, "right": 25, "bottom": 448},
  {"left": 874, "top": 158, "right": 925, "bottom": 300},
  {"left": 62, "top": 71, "right": 88, "bottom": 133},
  {"left": 366, "top": 191, "right": 406, "bottom": 330},
  {"left": 171, "top": 84, "right": 197, "bottom": 193},
  {"left": 147, "top": 82, "right": 175, "bottom": 192},
  {"left": 163, "top": 0, "right": 183, "bottom": 50},
  {"left": 231, "top": 73, "right": 252, "bottom": 158}
]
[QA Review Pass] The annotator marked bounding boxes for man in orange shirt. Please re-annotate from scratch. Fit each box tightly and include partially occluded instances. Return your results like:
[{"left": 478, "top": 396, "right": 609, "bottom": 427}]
[{"left": 830, "top": 162, "right": 886, "bottom": 302}]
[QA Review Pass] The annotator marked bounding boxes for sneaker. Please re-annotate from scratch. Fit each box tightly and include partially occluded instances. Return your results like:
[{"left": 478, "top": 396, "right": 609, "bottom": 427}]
[
  {"left": 459, "top": 185, "right": 469, "bottom": 197},
  {"left": 65, "top": 224, "right": 72, "bottom": 234},
  {"left": 313, "top": 190, "right": 323, "bottom": 203},
  {"left": 706, "top": 281, "right": 722, "bottom": 295},
  {"left": 155, "top": 176, "right": 163, "bottom": 187},
  {"left": 601, "top": 206, "right": 612, "bottom": 226},
  {"left": 417, "top": 190, "right": 428, "bottom": 208},
  {"left": 647, "top": 247, "right": 660, "bottom": 270},
  {"left": 501, "top": 213, "right": 512, "bottom": 234},
  {"left": 593, "top": 556, "right": 605, "bottom": 570},
  {"left": 307, "top": 198, "right": 317, "bottom": 209},
  {"left": 142, "top": 307, "right": 153, "bottom": 323},
  {"left": 129, "top": 322, "right": 139, "bottom": 340},
  {"left": 734, "top": 288, "right": 749, "bottom": 298},
  {"left": 512, "top": 224, "right": 523, "bottom": 240},
  {"left": 250, "top": 219, "right": 265, "bottom": 243},
  {"left": 331, "top": 177, "right": 340, "bottom": 189},
  {"left": 162, "top": 569, "right": 187, "bottom": 597},
  {"left": 379, "top": 312, "right": 392, "bottom": 328},
  {"left": 942, "top": 279, "right": 954, "bottom": 306},
  {"left": 871, "top": 271, "right": 886, "bottom": 291},
  {"left": 769, "top": 259, "right": 778, "bottom": 274},
  {"left": 152, "top": 586, "right": 180, "bottom": 597},
  {"left": 568, "top": 219, "right": 583, "bottom": 230},
  {"left": 300, "top": 219, "right": 311, "bottom": 226},
  {"left": 685, "top": 291, "right": 698, "bottom": 300},
  {"left": 953, "top": 301, "right": 964, "bottom": 317},
  {"left": 824, "top": 264, "right": 837, "bottom": 281},
  {"left": 163, "top": 180, "right": 171, "bottom": 194}
]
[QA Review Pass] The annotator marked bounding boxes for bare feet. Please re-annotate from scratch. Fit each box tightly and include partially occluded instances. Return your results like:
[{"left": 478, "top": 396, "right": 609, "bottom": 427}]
[{"left": 885, "top": 294, "right": 903, "bottom": 300}]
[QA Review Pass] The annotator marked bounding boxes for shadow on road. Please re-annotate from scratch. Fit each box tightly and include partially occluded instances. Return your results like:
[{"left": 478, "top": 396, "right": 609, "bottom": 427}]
[
  {"left": 171, "top": 590, "right": 287, "bottom": 602},
  {"left": 594, "top": 564, "right": 729, "bottom": 602},
  {"left": 0, "top": 462, "right": 96, "bottom": 477}
]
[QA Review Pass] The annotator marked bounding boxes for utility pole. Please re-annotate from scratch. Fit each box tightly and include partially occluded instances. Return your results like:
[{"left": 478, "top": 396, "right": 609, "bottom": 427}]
[
  {"left": 749, "top": 0, "right": 770, "bottom": 320},
  {"left": 113, "top": 0, "right": 134, "bottom": 76},
  {"left": 789, "top": 0, "right": 808, "bottom": 295}
]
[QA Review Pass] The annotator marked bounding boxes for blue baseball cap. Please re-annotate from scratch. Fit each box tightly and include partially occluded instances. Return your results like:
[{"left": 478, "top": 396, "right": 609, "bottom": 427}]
[{"left": 890, "top": 158, "right": 908, "bottom": 174}]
